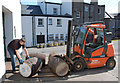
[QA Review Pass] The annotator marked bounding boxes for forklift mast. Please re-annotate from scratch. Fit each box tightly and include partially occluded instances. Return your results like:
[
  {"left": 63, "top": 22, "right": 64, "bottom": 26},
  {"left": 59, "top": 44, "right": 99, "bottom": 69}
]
[{"left": 66, "top": 20, "right": 73, "bottom": 58}]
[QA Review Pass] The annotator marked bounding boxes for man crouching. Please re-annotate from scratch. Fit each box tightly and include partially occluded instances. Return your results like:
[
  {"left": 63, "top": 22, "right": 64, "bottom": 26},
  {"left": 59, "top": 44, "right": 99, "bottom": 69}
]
[{"left": 7, "top": 38, "right": 30, "bottom": 73}]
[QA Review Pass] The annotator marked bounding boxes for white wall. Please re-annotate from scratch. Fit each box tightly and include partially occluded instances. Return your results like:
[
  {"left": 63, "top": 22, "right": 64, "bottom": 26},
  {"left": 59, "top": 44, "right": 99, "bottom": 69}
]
[
  {"left": 0, "top": 0, "right": 21, "bottom": 81},
  {"left": 35, "top": 16, "right": 72, "bottom": 43},
  {"left": 22, "top": 16, "right": 72, "bottom": 46},
  {"left": 48, "top": 17, "right": 71, "bottom": 40},
  {"left": 62, "top": 0, "right": 72, "bottom": 15},
  {"left": 2, "top": 0, "right": 22, "bottom": 57},
  {"left": 47, "top": 4, "right": 61, "bottom": 15},
  {"left": 0, "top": 3, "right": 6, "bottom": 82},
  {"left": 37, "top": 1, "right": 45, "bottom": 14},
  {"left": 22, "top": 16, "right": 33, "bottom": 47},
  {"left": 35, "top": 16, "right": 47, "bottom": 43},
  {"left": 37, "top": 0, "right": 61, "bottom": 15},
  {"left": 2, "top": 7, "right": 14, "bottom": 59},
  {"left": 22, "top": 16, "right": 48, "bottom": 47},
  {"left": 2, "top": 0, "right": 22, "bottom": 39}
]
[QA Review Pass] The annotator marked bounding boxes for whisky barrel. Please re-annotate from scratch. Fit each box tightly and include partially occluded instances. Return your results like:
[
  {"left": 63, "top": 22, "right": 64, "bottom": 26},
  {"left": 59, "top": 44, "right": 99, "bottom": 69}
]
[
  {"left": 19, "top": 57, "right": 42, "bottom": 77},
  {"left": 48, "top": 52, "right": 69, "bottom": 77},
  {"left": 29, "top": 53, "right": 46, "bottom": 66}
]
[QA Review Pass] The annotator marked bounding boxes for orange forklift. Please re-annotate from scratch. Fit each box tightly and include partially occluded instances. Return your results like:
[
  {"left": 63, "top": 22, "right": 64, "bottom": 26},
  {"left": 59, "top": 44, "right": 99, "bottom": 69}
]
[{"left": 65, "top": 21, "right": 116, "bottom": 72}]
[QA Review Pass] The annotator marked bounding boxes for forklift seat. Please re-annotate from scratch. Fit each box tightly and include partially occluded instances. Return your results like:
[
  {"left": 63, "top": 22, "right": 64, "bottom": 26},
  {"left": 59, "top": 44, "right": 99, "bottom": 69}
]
[
  {"left": 93, "top": 35, "right": 103, "bottom": 48},
  {"left": 87, "top": 35, "right": 103, "bottom": 48},
  {"left": 95, "top": 35, "right": 103, "bottom": 45},
  {"left": 84, "top": 35, "right": 103, "bottom": 58},
  {"left": 84, "top": 47, "right": 92, "bottom": 58}
]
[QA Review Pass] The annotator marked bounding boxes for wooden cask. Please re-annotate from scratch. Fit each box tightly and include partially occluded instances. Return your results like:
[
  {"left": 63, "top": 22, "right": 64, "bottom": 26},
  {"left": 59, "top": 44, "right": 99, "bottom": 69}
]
[
  {"left": 19, "top": 57, "right": 42, "bottom": 77},
  {"left": 29, "top": 53, "right": 46, "bottom": 66},
  {"left": 48, "top": 52, "right": 69, "bottom": 77}
]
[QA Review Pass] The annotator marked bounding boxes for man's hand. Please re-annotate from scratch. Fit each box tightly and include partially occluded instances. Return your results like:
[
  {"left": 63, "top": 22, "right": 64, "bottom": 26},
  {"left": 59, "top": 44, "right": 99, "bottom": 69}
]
[
  {"left": 19, "top": 59, "right": 23, "bottom": 64},
  {"left": 27, "top": 56, "right": 31, "bottom": 59},
  {"left": 26, "top": 56, "right": 31, "bottom": 60}
]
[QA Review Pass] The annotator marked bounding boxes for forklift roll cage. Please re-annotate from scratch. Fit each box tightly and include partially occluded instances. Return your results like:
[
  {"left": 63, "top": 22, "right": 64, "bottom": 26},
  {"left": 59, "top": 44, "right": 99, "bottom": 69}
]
[{"left": 73, "top": 21, "right": 106, "bottom": 56}]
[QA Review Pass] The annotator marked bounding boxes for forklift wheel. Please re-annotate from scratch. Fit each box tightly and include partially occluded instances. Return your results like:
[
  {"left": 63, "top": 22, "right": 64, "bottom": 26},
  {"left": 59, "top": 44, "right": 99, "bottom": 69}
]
[
  {"left": 106, "top": 58, "right": 116, "bottom": 70},
  {"left": 72, "top": 59, "right": 85, "bottom": 72}
]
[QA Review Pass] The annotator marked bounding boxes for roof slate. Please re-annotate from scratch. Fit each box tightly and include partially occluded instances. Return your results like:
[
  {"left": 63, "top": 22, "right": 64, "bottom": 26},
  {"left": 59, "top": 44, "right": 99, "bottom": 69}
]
[{"left": 21, "top": 5, "right": 43, "bottom": 15}]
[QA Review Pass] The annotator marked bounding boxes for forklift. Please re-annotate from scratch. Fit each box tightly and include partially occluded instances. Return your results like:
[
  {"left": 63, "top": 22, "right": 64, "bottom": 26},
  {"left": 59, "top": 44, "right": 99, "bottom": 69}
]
[
  {"left": 65, "top": 21, "right": 116, "bottom": 72},
  {"left": 19, "top": 21, "right": 116, "bottom": 78}
]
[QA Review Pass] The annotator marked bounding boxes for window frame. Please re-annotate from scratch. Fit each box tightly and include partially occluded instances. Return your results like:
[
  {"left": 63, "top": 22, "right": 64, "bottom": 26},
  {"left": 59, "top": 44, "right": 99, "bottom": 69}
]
[
  {"left": 65, "top": 34, "right": 68, "bottom": 40},
  {"left": 38, "top": 18, "right": 44, "bottom": 27},
  {"left": 76, "top": 11, "right": 80, "bottom": 18},
  {"left": 48, "top": 34, "right": 54, "bottom": 41},
  {"left": 98, "top": 8, "right": 101, "bottom": 14},
  {"left": 57, "top": 19, "right": 62, "bottom": 27},
  {"left": 49, "top": 18, "right": 52, "bottom": 25},
  {"left": 53, "top": 8, "right": 58, "bottom": 15},
  {"left": 85, "top": 6, "right": 88, "bottom": 12},
  {"left": 60, "top": 34, "right": 64, "bottom": 40},
  {"left": 55, "top": 34, "right": 59, "bottom": 40}
]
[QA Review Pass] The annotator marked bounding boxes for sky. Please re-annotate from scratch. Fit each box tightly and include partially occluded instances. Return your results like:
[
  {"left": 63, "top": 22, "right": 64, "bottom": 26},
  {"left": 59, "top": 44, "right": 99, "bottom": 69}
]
[{"left": 21, "top": 0, "right": 120, "bottom": 13}]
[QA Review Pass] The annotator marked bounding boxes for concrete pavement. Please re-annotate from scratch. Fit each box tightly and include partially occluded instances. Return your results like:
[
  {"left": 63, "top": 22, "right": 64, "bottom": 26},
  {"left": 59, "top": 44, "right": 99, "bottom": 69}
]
[{"left": 3, "top": 40, "right": 119, "bottom": 82}]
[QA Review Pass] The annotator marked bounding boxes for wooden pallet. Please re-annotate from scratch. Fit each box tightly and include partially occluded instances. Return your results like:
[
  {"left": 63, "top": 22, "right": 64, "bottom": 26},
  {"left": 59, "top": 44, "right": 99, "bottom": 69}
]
[{"left": 32, "top": 65, "right": 58, "bottom": 78}]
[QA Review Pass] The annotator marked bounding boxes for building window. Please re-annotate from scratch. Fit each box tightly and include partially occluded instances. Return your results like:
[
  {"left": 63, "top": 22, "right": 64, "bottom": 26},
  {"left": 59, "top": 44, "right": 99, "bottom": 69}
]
[
  {"left": 48, "top": 34, "right": 54, "bottom": 41},
  {"left": 38, "top": 19, "right": 44, "bottom": 27},
  {"left": 118, "top": 23, "right": 120, "bottom": 28},
  {"left": 65, "top": 34, "right": 68, "bottom": 40},
  {"left": 53, "top": 8, "right": 58, "bottom": 15},
  {"left": 85, "top": 6, "right": 88, "bottom": 12},
  {"left": 57, "top": 19, "right": 62, "bottom": 27},
  {"left": 60, "top": 34, "right": 64, "bottom": 40},
  {"left": 49, "top": 18, "right": 52, "bottom": 25},
  {"left": 98, "top": 8, "right": 101, "bottom": 14},
  {"left": 76, "top": 11, "right": 80, "bottom": 18},
  {"left": 55, "top": 34, "right": 59, "bottom": 40}
]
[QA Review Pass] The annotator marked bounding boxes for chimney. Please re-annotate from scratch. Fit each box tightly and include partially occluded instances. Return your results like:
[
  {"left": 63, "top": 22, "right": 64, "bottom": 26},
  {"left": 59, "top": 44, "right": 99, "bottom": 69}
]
[{"left": 91, "top": 0, "right": 98, "bottom": 5}]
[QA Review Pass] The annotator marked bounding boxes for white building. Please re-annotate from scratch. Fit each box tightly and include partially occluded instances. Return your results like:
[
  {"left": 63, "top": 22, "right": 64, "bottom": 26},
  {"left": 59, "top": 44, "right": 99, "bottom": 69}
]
[
  {"left": 38, "top": 1, "right": 62, "bottom": 15},
  {"left": 22, "top": 2, "right": 72, "bottom": 47},
  {"left": 0, "top": 0, "right": 22, "bottom": 82},
  {"left": 61, "top": 0, "right": 72, "bottom": 15}
]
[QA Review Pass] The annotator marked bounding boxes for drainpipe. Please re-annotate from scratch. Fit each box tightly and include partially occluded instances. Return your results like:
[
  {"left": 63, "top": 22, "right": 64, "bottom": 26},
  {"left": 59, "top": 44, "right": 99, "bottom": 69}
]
[
  {"left": 115, "top": 18, "right": 116, "bottom": 37},
  {"left": 60, "top": 5, "right": 62, "bottom": 15},
  {"left": 45, "top": 3, "right": 47, "bottom": 14},
  {"left": 32, "top": 16, "right": 36, "bottom": 46},
  {"left": 46, "top": 16, "right": 48, "bottom": 43},
  {"left": 83, "top": 2, "right": 84, "bottom": 24}
]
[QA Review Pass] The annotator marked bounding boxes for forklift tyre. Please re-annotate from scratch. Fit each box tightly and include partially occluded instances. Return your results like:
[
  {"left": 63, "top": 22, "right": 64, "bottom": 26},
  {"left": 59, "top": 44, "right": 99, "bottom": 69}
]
[
  {"left": 106, "top": 58, "right": 116, "bottom": 70},
  {"left": 72, "top": 59, "right": 85, "bottom": 72}
]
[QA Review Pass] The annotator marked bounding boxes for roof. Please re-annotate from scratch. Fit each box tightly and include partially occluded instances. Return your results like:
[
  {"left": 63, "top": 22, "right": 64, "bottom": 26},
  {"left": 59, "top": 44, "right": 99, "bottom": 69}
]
[
  {"left": 22, "top": 14, "right": 72, "bottom": 18},
  {"left": 45, "top": 2, "right": 62, "bottom": 5},
  {"left": 21, "top": 5, "right": 72, "bottom": 18},
  {"left": 105, "top": 12, "right": 118, "bottom": 19},
  {"left": 21, "top": 5, "right": 43, "bottom": 15},
  {"left": 84, "top": 21, "right": 104, "bottom": 25}
]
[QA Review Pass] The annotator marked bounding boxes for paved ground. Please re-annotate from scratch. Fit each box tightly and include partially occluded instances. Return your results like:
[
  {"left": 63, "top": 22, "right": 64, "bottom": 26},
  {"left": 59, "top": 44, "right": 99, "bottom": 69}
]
[{"left": 3, "top": 40, "right": 119, "bottom": 82}]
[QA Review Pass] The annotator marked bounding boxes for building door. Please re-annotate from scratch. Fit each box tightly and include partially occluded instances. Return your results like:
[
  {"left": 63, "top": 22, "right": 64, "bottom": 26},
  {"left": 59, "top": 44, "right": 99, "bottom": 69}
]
[
  {"left": 2, "top": 6, "right": 13, "bottom": 59},
  {"left": 2, "top": 12, "right": 7, "bottom": 61},
  {"left": 37, "top": 35, "right": 45, "bottom": 43}
]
